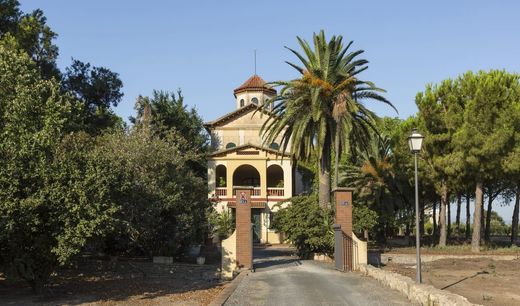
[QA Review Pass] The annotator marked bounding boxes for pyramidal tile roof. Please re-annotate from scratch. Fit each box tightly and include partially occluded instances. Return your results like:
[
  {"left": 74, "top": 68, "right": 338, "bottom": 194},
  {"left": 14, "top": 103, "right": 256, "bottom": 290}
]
[{"left": 233, "top": 75, "right": 276, "bottom": 96}]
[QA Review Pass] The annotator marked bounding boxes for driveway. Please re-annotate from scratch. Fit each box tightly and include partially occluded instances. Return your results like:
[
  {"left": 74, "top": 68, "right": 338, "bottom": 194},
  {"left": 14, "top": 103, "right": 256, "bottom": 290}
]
[{"left": 224, "top": 245, "right": 413, "bottom": 306}]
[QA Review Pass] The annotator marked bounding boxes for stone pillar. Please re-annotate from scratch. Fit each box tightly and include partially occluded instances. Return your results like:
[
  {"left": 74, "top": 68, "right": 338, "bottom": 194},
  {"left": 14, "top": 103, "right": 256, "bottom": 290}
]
[
  {"left": 235, "top": 186, "right": 253, "bottom": 270},
  {"left": 334, "top": 187, "right": 353, "bottom": 237}
]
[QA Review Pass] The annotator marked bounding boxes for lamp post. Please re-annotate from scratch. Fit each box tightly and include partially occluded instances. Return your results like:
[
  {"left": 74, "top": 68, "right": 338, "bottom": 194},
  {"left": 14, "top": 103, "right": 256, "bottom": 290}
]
[{"left": 408, "top": 128, "right": 424, "bottom": 284}]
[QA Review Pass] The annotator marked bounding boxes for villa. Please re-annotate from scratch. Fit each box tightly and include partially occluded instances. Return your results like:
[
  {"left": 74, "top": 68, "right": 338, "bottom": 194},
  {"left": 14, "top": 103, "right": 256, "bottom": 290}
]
[{"left": 205, "top": 75, "right": 308, "bottom": 244}]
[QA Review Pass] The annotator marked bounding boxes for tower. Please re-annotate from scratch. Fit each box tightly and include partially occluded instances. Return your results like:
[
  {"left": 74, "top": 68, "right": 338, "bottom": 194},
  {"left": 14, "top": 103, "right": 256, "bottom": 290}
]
[{"left": 233, "top": 75, "right": 276, "bottom": 109}]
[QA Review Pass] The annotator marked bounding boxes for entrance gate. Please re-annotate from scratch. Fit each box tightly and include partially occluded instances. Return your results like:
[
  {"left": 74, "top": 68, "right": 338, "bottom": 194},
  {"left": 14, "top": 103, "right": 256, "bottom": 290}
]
[{"left": 222, "top": 186, "right": 363, "bottom": 279}]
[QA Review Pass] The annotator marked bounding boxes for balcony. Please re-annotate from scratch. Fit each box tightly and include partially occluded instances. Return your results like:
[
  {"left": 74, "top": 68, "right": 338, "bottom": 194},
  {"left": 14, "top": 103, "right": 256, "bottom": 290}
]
[
  {"left": 213, "top": 164, "right": 287, "bottom": 199},
  {"left": 216, "top": 187, "right": 227, "bottom": 197},
  {"left": 267, "top": 187, "right": 284, "bottom": 197},
  {"left": 252, "top": 187, "right": 261, "bottom": 197}
]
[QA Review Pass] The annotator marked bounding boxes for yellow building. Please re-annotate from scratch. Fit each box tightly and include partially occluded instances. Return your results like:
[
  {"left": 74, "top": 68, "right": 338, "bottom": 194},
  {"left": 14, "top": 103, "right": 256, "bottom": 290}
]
[{"left": 206, "top": 75, "right": 306, "bottom": 244}]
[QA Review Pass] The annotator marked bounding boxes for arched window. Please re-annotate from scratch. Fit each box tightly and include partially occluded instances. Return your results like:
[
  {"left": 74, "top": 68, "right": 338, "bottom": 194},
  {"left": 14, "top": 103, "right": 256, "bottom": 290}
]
[
  {"left": 233, "top": 165, "right": 261, "bottom": 187},
  {"left": 270, "top": 142, "right": 279, "bottom": 150},
  {"left": 240, "top": 99, "right": 245, "bottom": 107},
  {"left": 267, "top": 164, "right": 284, "bottom": 188},
  {"left": 216, "top": 165, "right": 227, "bottom": 187},
  {"left": 251, "top": 97, "right": 259, "bottom": 105},
  {"left": 226, "top": 142, "right": 236, "bottom": 149}
]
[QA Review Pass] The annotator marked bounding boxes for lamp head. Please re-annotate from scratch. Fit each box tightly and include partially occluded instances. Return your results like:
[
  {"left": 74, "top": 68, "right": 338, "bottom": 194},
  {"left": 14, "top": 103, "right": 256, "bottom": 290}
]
[{"left": 408, "top": 128, "right": 424, "bottom": 153}]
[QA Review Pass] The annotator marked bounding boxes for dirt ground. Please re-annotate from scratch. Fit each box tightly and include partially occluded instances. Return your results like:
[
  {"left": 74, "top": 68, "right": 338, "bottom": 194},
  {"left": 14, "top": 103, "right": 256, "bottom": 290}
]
[
  {"left": 0, "top": 259, "right": 225, "bottom": 305},
  {"left": 383, "top": 257, "right": 520, "bottom": 306}
]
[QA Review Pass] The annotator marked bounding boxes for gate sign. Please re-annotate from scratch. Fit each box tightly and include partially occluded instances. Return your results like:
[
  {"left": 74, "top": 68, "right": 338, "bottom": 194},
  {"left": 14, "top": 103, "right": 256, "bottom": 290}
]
[
  {"left": 240, "top": 192, "right": 248, "bottom": 204},
  {"left": 341, "top": 200, "right": 349, "bottom": 206}
]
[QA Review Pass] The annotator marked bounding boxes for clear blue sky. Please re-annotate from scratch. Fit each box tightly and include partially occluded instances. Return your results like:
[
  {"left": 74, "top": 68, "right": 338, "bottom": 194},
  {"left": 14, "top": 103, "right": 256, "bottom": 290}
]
[{"left": 20, "top": 0, "right": 520, "bottom": 222}]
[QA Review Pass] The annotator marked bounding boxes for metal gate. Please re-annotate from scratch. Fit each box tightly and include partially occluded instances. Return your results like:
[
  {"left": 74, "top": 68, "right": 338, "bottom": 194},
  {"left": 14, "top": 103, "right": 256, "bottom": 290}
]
[{"left": 334, "top": 224, "right": 358, "bottom": 272}]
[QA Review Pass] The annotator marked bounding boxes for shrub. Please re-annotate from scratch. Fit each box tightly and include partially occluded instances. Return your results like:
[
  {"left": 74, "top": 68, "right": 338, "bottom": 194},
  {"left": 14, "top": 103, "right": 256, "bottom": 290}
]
[
  {"left": 271, "top": 194, "right": 334, "bottom": 258},
  {"left": 208, "top": 209, "right": 235, "bottom": 240}
]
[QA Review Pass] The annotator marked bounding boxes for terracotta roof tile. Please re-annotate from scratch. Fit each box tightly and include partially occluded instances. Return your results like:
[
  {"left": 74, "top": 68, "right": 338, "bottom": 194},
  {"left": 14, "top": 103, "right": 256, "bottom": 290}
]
[{"left": 233, "top": 75, "right": 276, "bottom": 96}]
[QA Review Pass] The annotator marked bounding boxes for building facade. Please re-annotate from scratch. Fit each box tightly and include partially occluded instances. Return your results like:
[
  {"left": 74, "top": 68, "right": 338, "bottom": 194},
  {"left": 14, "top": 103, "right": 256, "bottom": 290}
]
[{"left": 206, "top": 75, "right": 306, "bottom": 244}]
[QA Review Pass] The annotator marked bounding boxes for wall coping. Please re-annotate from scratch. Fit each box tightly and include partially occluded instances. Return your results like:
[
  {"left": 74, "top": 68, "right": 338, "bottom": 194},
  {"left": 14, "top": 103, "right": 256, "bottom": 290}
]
[{"left": 358, "top": 264, "right": 481, "bottom": 306}]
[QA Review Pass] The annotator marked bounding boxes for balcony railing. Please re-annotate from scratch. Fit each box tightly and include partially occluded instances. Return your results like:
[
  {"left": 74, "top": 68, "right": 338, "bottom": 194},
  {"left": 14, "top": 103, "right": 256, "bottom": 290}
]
[
  {"left": 216, "top": 187, "right": 227, "bottom": 197},
  {"left": 267, "top": 187, "right": 284, "bottom": 197},
  {"left": 223, "top": 187, "right": 283, "bottom": 198},
  {"left": 252, "top": 187, "right": 261, "bottom": 197}
]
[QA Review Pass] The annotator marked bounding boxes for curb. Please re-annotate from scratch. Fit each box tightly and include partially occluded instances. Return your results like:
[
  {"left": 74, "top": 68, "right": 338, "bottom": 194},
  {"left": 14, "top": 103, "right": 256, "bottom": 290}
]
[
  {"left": 208, "top": 270, "right": 249, "bottom": 306},
  {"left": 379, "top": 253, "right": 519, "bottom": 265},
  {"left": 358, "top": 264, "right": 481, "bottom": 306}
]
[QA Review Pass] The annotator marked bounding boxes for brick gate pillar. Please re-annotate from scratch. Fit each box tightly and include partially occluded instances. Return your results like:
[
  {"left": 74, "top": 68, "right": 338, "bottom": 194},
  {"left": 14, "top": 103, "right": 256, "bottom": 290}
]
[
  {"left": 334, "top": 187, "right": 353, "bottom": 237},
  {"left": 234, "top": 186, "right": 253, "bottom": 270},
  {"left": 334, "top": 187, "right": 354, "bottom": 271}
]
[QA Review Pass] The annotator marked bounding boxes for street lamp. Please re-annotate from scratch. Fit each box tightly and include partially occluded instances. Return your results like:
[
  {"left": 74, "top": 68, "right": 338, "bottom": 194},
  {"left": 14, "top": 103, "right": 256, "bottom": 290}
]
[{"left": 408, "top": 128, "right": 424, "bottom": 284}]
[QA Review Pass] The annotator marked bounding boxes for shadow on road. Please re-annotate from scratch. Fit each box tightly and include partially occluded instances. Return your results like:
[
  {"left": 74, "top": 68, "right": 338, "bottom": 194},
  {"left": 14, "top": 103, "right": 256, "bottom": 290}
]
[{"left": 253, "top": 244, "right": 301, "bottom": 272}]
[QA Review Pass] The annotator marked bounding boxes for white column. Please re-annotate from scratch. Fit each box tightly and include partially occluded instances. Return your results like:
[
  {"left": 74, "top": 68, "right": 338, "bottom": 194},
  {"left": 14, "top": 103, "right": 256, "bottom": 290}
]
[
  {"left": 282, "top": 159, "right": 292, "bottom": 198},
  {"left": 207, "top": 160, "right": 216, "bottom": 198}
]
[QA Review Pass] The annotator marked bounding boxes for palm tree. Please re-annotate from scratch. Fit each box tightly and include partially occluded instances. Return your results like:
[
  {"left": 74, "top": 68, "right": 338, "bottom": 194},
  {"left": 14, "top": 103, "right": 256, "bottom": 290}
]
[
  {"left": 260, "top": 30, "right": 395, "bottom": 209},
  {"left": 340, "top": 134, "right": 414, "bottom": 242}
]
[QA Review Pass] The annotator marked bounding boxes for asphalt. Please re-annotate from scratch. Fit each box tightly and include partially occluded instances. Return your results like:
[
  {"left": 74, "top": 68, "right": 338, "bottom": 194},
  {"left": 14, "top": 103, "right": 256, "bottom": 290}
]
[{"left": 224, "top": 245, "right": 413, "bottom": 306}]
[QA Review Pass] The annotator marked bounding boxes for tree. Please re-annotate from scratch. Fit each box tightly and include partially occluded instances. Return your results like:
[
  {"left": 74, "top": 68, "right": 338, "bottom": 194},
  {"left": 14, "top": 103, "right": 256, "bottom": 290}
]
[
  {"left": 261, "top": 30, "right": 393, "bottom": 209},
  {"left": 131, "top": 90, "right": 208, "bottom": 150},
  {"left": 0, "top": 44, "right": 115, "bottom": 290},
  {"left": 453, "top": 70, "right": 520, "bottom": 252},
  {"left": 92, "top": 127, "right": 210, "bottom": 256},
  {"left": 340, "top": 117, "right": 417, "bottom": 243},
  {"left": 62, "top": 59, "right": 124, "bottom": 134},
  {"left": 0, "top": 0, "right": 59, "bottom": 79},
  {"left": 1, "top": 1, "right": 125, "bottom": 134},
  {"left": 353, "top": 204, "right": 378, "bottom": 240},
  {"left": 416, "top": 79, "right": 466, "bottom": 246},
  {"left": 503, "top": 99, "right": 520, "bottom": 245}
]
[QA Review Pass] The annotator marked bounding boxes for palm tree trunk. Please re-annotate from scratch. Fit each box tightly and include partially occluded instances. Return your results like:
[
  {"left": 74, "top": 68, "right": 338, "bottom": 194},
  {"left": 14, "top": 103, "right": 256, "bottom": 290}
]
[
  {"left": 485, "top": 191, "right": 494, "bottom": 244},
  {"left": 438, "top": 182, "right": 448, "bottom": 247},
  {"left": 334, "top": 124, "right": 340, "bottom": 188},
  {"left": 472, "top": 181, "right": 484, "bottom": 252},
  {"left": 465, "top": 194, "right": 471, "bottom": 240},
  {"left": 456, "top": 194, "right": 461, "bottom": 235},
  {"left": 318, "top": 143, "right": 331, "bottom": 210},
  {"left": 511, "top": 184, "right": 519, "bottom": 246}
]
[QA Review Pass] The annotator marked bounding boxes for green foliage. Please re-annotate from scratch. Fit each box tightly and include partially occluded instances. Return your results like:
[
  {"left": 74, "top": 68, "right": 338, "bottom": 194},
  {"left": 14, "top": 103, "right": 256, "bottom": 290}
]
[
  {"left": 62, "top": 59, "right": 125, "bottom": 134},
  {"left": 271, "top": 194, "right": 334, "bottom": 258},
  {"left": 0, "top": 0, "right": 59, "bottom": 79},
  {"left": 1, "top": 1, "right": 125, "bottom": 134},
  {"left": 0, "top": 41, "right": 210, "bottom": 289},
  {"left": 218, "top": 176, "right": 226, "bottom": 187},
  {"left": 352, "top": 204, "right": 378, "bottom": 236},
  {"left": 131, "top": 90, "right": 208, "bottom": 151},
  {"left": 0, "top": 44, "right": 105, "bottom": 290},
  {"left": 260, "top": 30, "right": 393, "bottom": 208},
  {"left": 92, "top": 128, "right": 210, "bottom": 257},
  {"left": 208, "top": 210, "right": 234, "bottom": 240},
  {"left": 485, "top": 211, "right": 510, "bottom": 236},
  {"left": 340, "top": 120, "right": 416, "bottom": 242},
  {"left": 424, "top": 221, "right": 434, "bottom": 235}
]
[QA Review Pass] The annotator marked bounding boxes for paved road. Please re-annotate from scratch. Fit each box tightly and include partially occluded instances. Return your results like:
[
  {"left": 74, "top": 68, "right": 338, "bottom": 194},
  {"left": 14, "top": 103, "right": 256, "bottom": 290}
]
[{"left": 224, "top": 246, "right": 412, "bottom": 306}]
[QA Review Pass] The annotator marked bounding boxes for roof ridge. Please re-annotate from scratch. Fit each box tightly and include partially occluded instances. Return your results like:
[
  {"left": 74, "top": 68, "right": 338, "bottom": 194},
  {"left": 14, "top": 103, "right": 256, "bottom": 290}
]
[{"left": 233, "top": 74, "right": 276, "bottom": 95}]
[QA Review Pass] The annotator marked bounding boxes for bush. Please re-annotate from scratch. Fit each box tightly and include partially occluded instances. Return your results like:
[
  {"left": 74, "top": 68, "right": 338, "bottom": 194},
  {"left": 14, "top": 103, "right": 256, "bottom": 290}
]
[
  {"left": 353, "top": 204, "right": 378, "bottom": 238},
  {"left": 208, "top": 209, "right": 235, "bottom": 240},
  {"left": 271, "top": 194, "right": 334, "bottom": 258}
]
